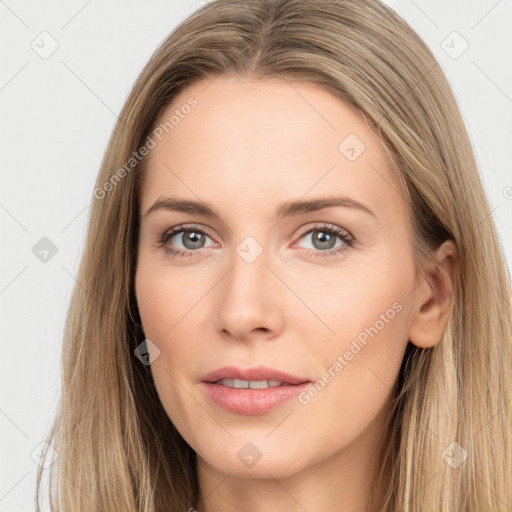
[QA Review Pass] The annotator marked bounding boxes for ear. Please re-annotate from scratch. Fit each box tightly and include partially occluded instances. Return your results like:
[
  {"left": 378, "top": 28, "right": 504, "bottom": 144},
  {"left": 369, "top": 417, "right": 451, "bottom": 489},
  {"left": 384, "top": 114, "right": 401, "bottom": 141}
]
[{"left": 408, "top": 239, "right": 458, "bottom": 348}]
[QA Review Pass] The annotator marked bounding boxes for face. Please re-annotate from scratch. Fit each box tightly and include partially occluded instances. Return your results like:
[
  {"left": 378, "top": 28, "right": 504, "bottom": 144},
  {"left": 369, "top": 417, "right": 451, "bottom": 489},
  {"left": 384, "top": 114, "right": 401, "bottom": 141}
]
[{"left": 135, "top": 75, "right": 418, "bottom": 480}]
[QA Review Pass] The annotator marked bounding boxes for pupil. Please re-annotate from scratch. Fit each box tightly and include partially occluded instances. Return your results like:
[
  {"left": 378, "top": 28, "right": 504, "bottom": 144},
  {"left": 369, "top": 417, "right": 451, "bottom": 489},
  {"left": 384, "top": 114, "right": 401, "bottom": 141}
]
[
  {"left": 313, "top": 231, "right": 335, "bottom": 250},
  {"left": 183, "top": 231, "right": 204, "bottom": 249}
]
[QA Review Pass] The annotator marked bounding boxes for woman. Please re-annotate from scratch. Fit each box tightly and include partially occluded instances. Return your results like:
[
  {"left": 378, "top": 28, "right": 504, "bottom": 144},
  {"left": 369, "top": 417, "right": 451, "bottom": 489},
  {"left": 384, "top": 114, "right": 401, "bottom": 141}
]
[{"left": 36, "top": 0, "right": 512, "bottom": 510}]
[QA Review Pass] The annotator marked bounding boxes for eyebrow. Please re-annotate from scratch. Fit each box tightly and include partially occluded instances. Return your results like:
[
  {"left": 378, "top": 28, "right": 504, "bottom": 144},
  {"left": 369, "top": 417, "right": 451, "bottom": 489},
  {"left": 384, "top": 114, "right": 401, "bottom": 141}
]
[{"left": 143, "top": 195, "right": 377, "bottom": 220}]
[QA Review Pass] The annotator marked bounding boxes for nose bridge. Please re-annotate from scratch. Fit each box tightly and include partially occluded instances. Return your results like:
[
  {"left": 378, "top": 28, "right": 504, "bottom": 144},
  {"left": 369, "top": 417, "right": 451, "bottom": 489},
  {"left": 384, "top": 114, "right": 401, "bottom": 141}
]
[
  {"left": 214, "top": 234, "right": 282, "bottom": 338},
  {"left": 232, "top": 237, "right": 268, "bottom": 294}
]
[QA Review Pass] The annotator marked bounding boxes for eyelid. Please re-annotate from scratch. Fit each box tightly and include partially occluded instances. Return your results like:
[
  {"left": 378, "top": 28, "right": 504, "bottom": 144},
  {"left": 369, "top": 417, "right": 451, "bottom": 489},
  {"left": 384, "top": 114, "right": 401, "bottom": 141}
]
[
  {"left": 161, "top": 223, "right": 218, "bottom": 243},
  {"left": 161, "top": 222, "right": 353, "bottom": 245},
  {"left": 294, "top": 222, "right": 353, "bottom": 241}
]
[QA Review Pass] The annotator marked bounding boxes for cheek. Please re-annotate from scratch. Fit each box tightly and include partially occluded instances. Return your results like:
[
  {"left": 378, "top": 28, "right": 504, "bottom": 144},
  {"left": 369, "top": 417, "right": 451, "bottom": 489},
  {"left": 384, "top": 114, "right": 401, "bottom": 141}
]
[
  {"left": 290, "top": 248, "right": 413, "bottom": 352},
  {"left": 341, "top": 266, "right": 412, "bottom": 369},
  {"left": 135, "top": 265, "right": 199, "bottom": 436},
  {"left": 135, "top": 258, "right": 205, "bottom": 341},
  {"left": 293, "top": 253, "right": 414, "bottom": 437},
  {"left": 135, "top": 259, "right": 210, "bottom": 406},
  {"left": 136, "top": 273, "right": 203, "bottom": 380}
]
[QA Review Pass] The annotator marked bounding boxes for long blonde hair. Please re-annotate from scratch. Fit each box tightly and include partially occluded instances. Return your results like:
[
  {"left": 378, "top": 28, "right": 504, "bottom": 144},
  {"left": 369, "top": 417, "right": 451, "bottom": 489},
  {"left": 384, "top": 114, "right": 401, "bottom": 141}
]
[{"left": 36, "top": 0, "right": 512, "bottom": 510}]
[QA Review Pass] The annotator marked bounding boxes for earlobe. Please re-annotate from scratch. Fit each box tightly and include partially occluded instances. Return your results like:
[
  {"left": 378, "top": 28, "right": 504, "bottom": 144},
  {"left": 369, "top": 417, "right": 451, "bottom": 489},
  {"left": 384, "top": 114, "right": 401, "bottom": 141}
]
[{"left": 408, "top": 239, "right": 458, "bottom": 349}]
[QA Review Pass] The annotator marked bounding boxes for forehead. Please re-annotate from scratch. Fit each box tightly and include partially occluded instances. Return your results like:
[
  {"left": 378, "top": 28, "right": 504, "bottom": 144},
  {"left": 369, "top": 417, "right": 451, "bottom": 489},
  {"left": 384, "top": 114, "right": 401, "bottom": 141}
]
[{"left": 140, "top": 75, "right": 407, "bottom": 225}]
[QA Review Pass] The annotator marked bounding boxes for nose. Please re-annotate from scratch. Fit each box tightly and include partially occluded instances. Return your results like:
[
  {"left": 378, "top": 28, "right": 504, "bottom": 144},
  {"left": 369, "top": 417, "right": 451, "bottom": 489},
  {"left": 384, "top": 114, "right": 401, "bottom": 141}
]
[{"left": 213, "top": 241, "right": 284, "bottom": 342}]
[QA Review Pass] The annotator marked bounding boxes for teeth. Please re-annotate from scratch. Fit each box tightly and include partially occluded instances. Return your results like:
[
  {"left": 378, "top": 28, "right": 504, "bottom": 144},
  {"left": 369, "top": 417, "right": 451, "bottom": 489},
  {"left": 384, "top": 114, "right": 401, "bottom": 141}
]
[{"left": 216, "top": 379, "right": 284, "bottom": 389}]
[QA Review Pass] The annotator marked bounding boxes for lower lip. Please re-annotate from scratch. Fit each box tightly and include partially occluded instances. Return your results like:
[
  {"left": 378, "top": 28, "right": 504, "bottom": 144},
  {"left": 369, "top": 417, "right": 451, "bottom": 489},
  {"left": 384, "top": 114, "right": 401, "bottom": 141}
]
[{"left": 201, "top": 382, "right": 310, "bottom": 415}]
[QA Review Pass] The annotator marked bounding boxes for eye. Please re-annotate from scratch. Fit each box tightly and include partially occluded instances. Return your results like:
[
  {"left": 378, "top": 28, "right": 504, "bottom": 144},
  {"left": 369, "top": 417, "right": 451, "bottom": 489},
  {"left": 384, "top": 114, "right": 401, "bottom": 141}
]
[
  {"left": 158, "top": 223, "right": 217, "bottom": 258},
  {"left": 156, "top": 222, "right": 355, "bottom": 260},
  {"left": 294, "top": 223, "right": 354, "bottom": 259}
]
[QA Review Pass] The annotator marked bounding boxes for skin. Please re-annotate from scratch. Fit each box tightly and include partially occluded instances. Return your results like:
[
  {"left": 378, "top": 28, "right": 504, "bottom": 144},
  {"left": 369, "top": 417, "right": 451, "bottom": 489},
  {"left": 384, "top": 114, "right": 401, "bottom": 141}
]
[{"left": 135, "top": 75, "right": 457, "bottom": 512}]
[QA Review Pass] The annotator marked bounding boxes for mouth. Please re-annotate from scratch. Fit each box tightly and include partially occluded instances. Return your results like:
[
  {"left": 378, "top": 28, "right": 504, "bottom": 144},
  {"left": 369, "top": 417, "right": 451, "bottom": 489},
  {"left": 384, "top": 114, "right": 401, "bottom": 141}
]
[
  {"left": 214, "top": 378, "right": 291, "bottom": 389},
  {"left": 201, "top": 365, "right": 310, "bottom": 386},
  {"left": 200, "top": 365, "right": 312, "bottom": 415}
]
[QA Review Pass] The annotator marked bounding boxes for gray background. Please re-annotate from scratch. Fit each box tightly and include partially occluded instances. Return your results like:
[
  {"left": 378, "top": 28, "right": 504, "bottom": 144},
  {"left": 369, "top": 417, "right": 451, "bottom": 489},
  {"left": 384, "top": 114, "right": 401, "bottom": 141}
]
[{"left": 1, "top": 0, "right": 511, "bottom": 510}]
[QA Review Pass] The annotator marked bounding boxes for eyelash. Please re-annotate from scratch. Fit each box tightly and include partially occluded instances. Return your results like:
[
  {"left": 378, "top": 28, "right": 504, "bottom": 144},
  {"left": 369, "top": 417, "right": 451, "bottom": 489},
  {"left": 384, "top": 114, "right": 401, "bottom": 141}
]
[{"left": 157, "top": 222, "right": 355, "bottom": 260}]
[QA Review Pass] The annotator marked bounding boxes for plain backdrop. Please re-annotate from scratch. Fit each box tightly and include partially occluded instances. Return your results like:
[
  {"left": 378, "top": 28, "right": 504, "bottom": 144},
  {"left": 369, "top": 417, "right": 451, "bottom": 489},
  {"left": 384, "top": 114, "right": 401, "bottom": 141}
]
[{"left": 1, "top": 1, "right": 511, "bottom": 510}]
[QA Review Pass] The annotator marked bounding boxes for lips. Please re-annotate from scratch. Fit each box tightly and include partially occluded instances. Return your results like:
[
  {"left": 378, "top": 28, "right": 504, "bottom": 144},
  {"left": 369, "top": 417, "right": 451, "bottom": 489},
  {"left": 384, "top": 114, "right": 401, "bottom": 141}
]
[
  {"left": 200, "top": 365, "right": 312, "bottom": 415},
  {"left": 201, "top": 365, "right": 310, "bottom": 385}
]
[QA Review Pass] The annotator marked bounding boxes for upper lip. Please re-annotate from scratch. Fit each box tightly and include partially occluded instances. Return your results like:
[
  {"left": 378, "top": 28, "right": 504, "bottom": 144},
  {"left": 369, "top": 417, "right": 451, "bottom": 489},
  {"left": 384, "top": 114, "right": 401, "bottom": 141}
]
[{"left": 201, "top": 365, "right": 311, "bottom": 385}]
